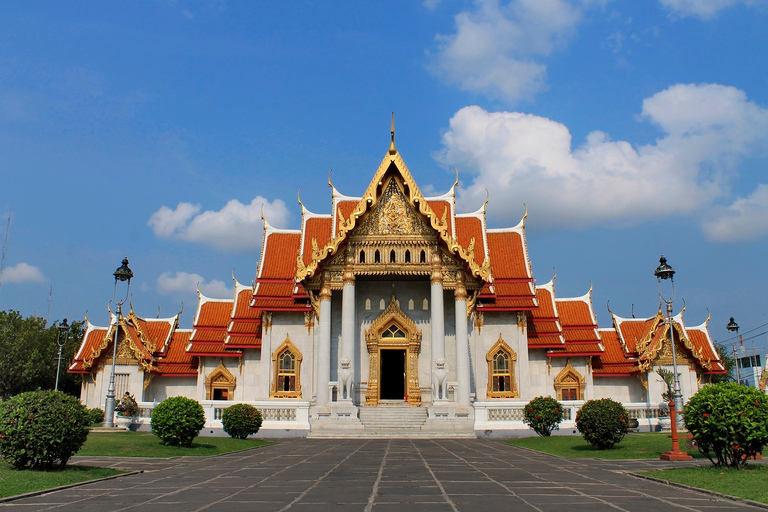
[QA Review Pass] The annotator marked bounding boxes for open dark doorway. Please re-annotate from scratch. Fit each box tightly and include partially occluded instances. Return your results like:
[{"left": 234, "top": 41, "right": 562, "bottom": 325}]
[{"left": 379, "top": 349, "right": 406, "bottom": 400}]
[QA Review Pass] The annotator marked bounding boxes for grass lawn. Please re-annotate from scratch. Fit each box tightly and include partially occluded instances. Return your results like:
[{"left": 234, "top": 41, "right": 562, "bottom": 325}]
[
  {"left": 77, "top": 431, "right": 271, "bottom": 457},
  {"left": 508, "top": 433, "right": 702, "bottom": 459},
  {"left": 0, "top": 466, "right": 124, "bottom": 499},
  {"left": 640, "top": 465, "right": 768, "bottom": 505}
]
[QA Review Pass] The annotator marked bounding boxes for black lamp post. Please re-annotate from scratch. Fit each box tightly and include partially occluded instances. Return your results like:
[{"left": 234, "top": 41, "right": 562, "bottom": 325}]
[
  {"left": 54, "top": 318, "right": 70, "bottom": 391},
  {"left": 726, "top": 317, "right": 740, "bottom": 383},
  {"left": 104, "top": 257, "right": 133, "bottom": 428},
  {"left": 654, "top": 255, "right": 683, "bottom": 424}
]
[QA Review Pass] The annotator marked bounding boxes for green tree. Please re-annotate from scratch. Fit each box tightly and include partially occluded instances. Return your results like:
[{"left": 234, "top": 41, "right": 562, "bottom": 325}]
[
  {"left": 0, "top": 310, "right": 83, "bottom": 398},
  {"left": 710, "top": 342, "right": 736, "bottom": 384}
]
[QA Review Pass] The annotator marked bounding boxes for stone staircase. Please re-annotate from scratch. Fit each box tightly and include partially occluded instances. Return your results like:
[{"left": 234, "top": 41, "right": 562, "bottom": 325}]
[
  {"left": 359, "top": 403, "right": 428, "bottom": 434},
  {"left": 307, "top": 402, "right": 477, "bottom": 438}
]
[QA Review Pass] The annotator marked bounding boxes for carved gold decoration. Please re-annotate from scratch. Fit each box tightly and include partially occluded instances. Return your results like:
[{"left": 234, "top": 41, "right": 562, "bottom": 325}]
[
  {"left": 295, "top": 151, "right": 490, "bottom": 284},
  {"left": 270, "top": 335, "right": 303, "bottom": 399},
  {"left": 365, "top": 296, "right": 422, "bottom": 406},
  {"left": 454, "top": 270, "right": 467, "bottom": 301},
  {"left": 474, "top": 311, "right": 484, "bottom": 332},
  {"left": 759, "top": 368, "right": 768, "bottom": 391},
  {"left": 205, "top": 361, "right": 236, "bottom": 400},
  {"left": 516, "top": 312, "right": 527, "bottom": 329},
  {"left": 639, "top": 372, "right": 648, "bottom": 390},
  {"left": 262, "top": 312, "right": 272, "bottom": 333},
  {"left": 486, "top": 334, "right": 518, "bottom": 398},
  {"left": 554, "top": 360, "right": 586, "bottom": 400},
  {"left": 304, "top": 311, "right": 314, "bottom": 334}
]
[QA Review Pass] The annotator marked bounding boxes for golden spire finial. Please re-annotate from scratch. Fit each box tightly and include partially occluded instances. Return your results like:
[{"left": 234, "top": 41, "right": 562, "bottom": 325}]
[{"left": 388, "top": 112, "right": 397, "bottom": 155}]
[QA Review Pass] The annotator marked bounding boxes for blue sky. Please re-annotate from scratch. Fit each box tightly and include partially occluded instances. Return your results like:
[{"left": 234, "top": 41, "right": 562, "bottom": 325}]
[{"left": 1, "top": 0, "right": 767, "bottom": 355}]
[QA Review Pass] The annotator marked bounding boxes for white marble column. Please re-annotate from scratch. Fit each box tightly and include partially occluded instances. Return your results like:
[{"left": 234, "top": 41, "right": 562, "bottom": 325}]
[
  {"left": 430, "top": 246, "right": 447, "bottom": 401},
  {"left": 316, "top": 275, "right": 332, "bottom": 407},
  {"left": 454, "top": 271, "right": 471, "bottom": 407},
  {"left": 339, "top": 253, "right": 356, "bottom": 401}
]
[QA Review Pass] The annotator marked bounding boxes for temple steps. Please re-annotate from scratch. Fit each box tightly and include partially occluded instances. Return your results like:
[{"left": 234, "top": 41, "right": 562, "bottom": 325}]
[
  {"left": 307, "top": 403, "right": 476, "bottom": 438},
  {"left": 359, "top": 403, "right": 428, "bottom": 431}
]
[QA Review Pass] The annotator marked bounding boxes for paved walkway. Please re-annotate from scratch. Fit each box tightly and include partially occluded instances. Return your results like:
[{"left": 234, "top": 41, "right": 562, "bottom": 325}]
[{"left": 2, "top": 439, "right": 763, "bottom": 511}]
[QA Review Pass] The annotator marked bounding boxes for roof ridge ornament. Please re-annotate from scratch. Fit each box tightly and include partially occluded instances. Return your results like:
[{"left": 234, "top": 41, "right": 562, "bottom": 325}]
[{"left": 388, "top": 112, "right": 397, "bottom": 155}]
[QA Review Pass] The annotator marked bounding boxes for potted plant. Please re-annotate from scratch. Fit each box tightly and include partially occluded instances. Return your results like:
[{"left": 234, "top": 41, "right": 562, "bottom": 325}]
[
  {"left": 114, "top": 392, "right": 138, "bottom": 429},
  {"left": 656, "top": 368, "right": 674, "bottom": 431}
]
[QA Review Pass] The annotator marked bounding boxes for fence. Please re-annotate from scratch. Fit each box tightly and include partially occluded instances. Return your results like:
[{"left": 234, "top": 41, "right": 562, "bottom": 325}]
[{"left": 133, "top": 400, "right": 310, "bottom": 431}]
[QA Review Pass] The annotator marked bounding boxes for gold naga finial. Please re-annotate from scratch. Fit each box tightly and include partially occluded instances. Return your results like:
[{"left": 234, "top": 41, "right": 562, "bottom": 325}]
[
  {"left": 483, "top": 188, "right": 490, "bottom": 213},
  {"left": 606, "top": 300, "right": 613, "bottom": 315},
  {"left": 705, "top": 308, "right": 711, "bottom": 322},
  {"left": 588, "top": 281, "right": 593, "bottom": 294},
  {"left": 157, "top": 306, "right": 161, "bottom": 318},
  {"left": 552, "top": 267, "right": 557, "bottom": 282},
  {"left": 453, "top": 167, "right": 459, "bottom": 189},
  {"left": 298, "top": 189, "right": 304, "bottom": 208},
  {"left": 328, "top": 169, "right": 334, "bottom": 189},
  {"left": 178, "top": 301, "right": 184, "bottom": 316},
  {"left": 260, "top": 204, "right": 265, "bottom": 222},
  {"left": 388, "top": 112, "right": 397, "bottom": 155}
]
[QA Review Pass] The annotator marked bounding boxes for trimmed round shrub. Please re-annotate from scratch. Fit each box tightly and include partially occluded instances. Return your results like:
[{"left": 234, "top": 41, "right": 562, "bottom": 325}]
[
  {"left": 88, "top": 407, "right": 105, "bottom": 425},
  {"left": 684, "top": 382, "right": 768, "bottom": 468},
  {"left": 523, "top": 396, "right": 564, "bottom": 436},
  {"left": 0, "top": 389, "right": 90, "bottom": 470},
  {"left": 222, "top": 404, "right": 263, "bottom": 439},
  {"left": 575, "top": 398, "right": 629, "bottom": 450},
  {"left": 150, "top": 396, "right": 205, "bottom": 447}
]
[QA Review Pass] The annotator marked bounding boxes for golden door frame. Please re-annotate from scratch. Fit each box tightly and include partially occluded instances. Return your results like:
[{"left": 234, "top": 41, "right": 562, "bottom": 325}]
[{"left": 365, "top": 296, "right": 422, "bottom": 406}]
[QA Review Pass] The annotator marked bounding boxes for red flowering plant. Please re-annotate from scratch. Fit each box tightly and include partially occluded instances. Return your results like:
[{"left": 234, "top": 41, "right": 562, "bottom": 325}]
[
  {"left": 684, "top": 382, "right": 768, "bottom": 468},
  {"left": 221, "top": 404, "right": 263, "bottom": 439},
  {"left": 523, "top": 396, "right": 564, "bottom": 437},
  {"left": 575, "top": 398, "right": 629, "bottom": 450}
]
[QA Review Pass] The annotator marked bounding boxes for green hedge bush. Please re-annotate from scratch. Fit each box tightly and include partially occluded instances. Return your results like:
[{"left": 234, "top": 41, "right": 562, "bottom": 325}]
[
  {"left": 575, "top": 398, "right": 629, "bottom": 450},
  {"left": 0, "top": 389, "right": 90, "bottom": 470},
  {"left": 222, "top": 404, "right": 263, "bottom": 439},
  {"left": 150, "top": 396, "right": 205, "bottom": 447},
  {"left": 684, "top": 382, "right": 768, "bottom": 468},
  {"left": 88, "top": 407, "right": 105, "bottom": 425},
  {"left": 523, "top": 396, "right": 564, "bottom": 436}
]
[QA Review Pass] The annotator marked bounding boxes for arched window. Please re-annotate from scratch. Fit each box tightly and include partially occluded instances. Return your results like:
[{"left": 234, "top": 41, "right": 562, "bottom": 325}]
[
  {"left": 486, "top": 335, "right": 518, "bottom": 398},
  {"left": 359, "top": 250, "right": 366, "bottom": 263},
  {"left": 420, "top": 250, "right": 426, "bottom": 263},
  {"left": 374, "top": 250, "right": 381, "bottom": 263},
  {"left": 204, "top": 362, "right": 236, "bottom": 400},
  {"left": 554, "top": 361, "right": 585, "bottom": 401},
  {"left": 405, "top": 250, "right": 411, "bottom": 263},
  {"left": 271, "top": 335, "right": 303, "bottom": 398},
  {"left": 390, "top": 249, "right": 396, "bottom": 263}
]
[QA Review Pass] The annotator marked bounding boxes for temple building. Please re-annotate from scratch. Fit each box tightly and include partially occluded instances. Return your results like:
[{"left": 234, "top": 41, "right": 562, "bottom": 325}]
[{"left": 70, "top": 126, "right": 726, "bottom": 436}]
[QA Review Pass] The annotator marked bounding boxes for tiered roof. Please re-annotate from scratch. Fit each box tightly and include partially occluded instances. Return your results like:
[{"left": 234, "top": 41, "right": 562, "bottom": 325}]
[{"left": 69, "top": 309, "right": 197, "bottom": 377}]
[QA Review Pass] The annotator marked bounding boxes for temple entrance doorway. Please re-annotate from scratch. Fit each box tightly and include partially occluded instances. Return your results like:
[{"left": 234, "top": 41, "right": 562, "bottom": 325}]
[{"left": 380, "top": 349, "right": 406, "bottom": 400}]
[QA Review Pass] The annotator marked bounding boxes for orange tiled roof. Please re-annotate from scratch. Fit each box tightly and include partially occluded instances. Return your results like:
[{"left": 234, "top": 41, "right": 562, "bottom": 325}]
[
  {"left": 195, "top": 300, "right": 232, "bottom": 328},
  {"left": 186, "top": 342, "right": 242, "bottom": 357},
  {"left": 548, "top": 342, "right": 604, "bottom": 357},
  {"left": 302, "top": 216, "right": 333, "bottom": 266},
  {"left": 486, "top": 231, "right": 531, "bottom": 280},
  {"left": 336, "top": 201, "right": 358, "bottom": 235},
  {"left": 259, "top": 232, "right": 301, "bottom": 280},
  {"left": 429, "top": 200, "right": 453, "bottom": 240}
]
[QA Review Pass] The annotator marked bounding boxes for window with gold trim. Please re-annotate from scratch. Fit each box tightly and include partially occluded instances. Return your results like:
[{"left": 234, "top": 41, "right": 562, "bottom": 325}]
[
  {"left": 486, "top": 335, "right": 518, "bottom": 398},
  {"left": 554, "top": 361, "right": 585, "bottom": 401},
  {"left": 271, "top": 335, "right": 302, "bottom": 398}
]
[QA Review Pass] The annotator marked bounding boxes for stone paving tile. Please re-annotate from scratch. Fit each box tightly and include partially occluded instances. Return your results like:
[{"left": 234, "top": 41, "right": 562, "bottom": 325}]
[{"left": 3, "top": 439, "right": 766, "bottom": 511}]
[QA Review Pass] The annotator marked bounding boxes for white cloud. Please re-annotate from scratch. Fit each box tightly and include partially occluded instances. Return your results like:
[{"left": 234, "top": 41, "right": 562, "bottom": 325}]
[
  {"left": 0, "top": 263, "right": 46, "bottom": 284},
  {"left": 659, "top": 0, "right": 767, "bottom": 19},
  {"left": 430, "top": 0, "right": 607, "bottom": 105},
  {"left": 148, "top": 196, "right": 291, "bottom": 252},
  {"left": 436, "top": 83, "right": 768, "bottom": 234},
  {"left": 702, "top": 185, "right": 768, "bottom": 241},
  {"left": 157, "top": 271, "right": 232, "bottom": 299}
]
